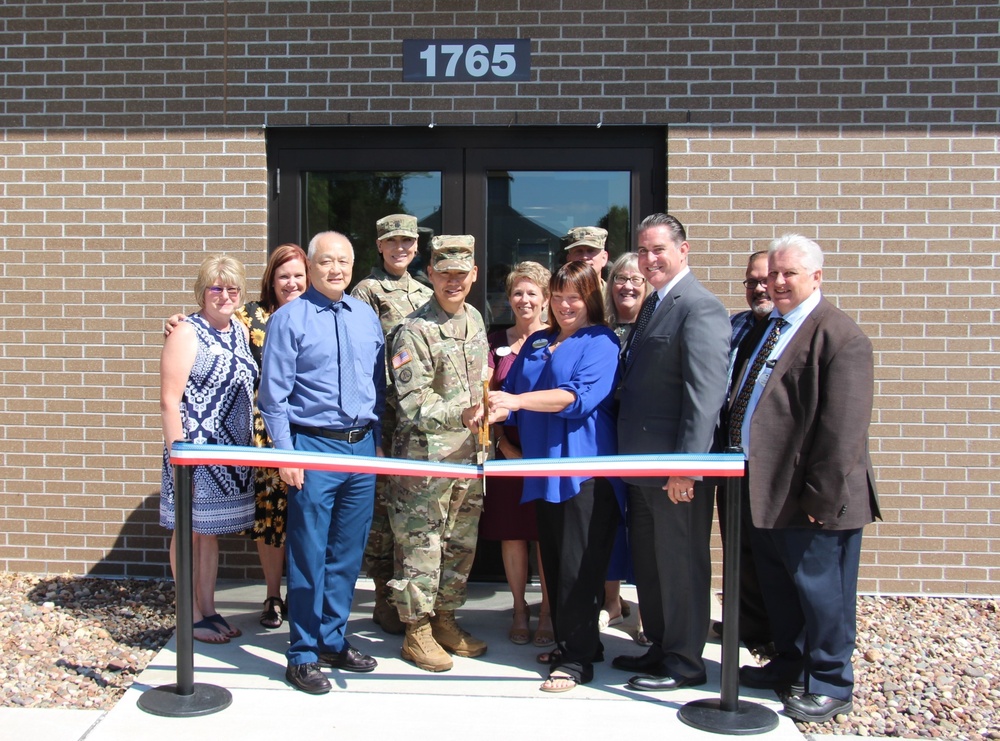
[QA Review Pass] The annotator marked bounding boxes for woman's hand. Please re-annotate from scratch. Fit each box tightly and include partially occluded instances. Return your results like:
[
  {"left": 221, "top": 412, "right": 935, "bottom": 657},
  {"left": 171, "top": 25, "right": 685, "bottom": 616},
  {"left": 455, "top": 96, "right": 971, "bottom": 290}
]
[
  {"left": 489, "top": 390, "right": 520, "bottom": 414},
  {"left": 164, "top": 313, "right": 187, "bottom": 337}
]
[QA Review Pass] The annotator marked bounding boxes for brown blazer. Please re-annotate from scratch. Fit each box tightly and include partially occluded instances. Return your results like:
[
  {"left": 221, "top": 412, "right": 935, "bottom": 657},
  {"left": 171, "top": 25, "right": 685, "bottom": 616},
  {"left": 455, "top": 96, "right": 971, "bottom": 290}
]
[{"left": 729, "top": 296, "right": 880, "bottom": 530}]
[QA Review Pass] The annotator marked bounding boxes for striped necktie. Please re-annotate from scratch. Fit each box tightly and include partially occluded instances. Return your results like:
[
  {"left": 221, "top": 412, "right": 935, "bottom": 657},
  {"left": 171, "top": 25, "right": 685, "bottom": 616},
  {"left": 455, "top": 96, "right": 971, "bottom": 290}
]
[
  {"left": 728, "top": 317, "right": 787, "bottom": 448},
  {"left": 625, "top": 291, "right": 659, "bottom": 369}
]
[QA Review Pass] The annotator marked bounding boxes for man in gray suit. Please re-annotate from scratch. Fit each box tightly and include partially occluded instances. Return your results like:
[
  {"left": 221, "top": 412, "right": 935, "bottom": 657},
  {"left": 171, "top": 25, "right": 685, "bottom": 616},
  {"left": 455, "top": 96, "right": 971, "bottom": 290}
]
[{"left": 613, "top": 213, "right": 731, "bottom": 691}]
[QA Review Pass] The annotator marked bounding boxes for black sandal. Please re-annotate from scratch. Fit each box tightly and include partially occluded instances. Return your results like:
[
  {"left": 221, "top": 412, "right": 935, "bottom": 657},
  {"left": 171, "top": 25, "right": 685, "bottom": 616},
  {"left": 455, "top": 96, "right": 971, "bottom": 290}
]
[{"left": 260, "top": 596, "right": 285, "bottom": 629}]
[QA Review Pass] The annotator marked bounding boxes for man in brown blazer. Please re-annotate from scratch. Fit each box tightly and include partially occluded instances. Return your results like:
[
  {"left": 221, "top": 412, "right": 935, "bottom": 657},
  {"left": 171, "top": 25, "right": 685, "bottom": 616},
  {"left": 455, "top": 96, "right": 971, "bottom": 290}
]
[{"left": 726, "top": 234, "right": 880, "bottom": 723}]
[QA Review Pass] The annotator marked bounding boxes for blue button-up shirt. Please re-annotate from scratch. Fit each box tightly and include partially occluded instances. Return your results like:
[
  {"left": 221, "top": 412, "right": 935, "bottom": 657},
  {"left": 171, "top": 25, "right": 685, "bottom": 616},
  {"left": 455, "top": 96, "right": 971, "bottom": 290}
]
[
  {"left": 258, "top": 286, "right": 385, "bottom": 450},
  {"left": 738, "top": 289, "right": 822, "bottom": 458}
]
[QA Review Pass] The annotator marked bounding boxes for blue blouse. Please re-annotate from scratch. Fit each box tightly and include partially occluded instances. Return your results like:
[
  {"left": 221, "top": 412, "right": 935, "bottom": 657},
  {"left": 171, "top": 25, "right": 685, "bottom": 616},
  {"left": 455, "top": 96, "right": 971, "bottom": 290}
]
[{"left": 502, "top": 325, "right": 626, "bottom": 512}]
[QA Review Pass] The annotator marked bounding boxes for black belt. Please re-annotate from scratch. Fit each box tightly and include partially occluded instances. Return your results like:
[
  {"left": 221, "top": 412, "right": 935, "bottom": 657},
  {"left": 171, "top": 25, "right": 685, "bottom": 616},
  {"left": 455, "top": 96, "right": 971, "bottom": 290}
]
[{"left": 291, "top": 423, "right": 372, "bottom": 444}]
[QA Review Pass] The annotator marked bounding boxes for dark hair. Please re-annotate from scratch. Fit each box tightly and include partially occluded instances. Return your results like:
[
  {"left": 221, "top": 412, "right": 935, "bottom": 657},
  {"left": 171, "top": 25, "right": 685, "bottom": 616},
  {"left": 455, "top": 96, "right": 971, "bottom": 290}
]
[
  {"left": 548, "top": 261, "right": 606, "bottom": 331},
  {"left": 637, "top": 212, "right": 686, "bottom": 244},
  {"left": 260, "top": 243, "right": 308, "bottom": 312}
]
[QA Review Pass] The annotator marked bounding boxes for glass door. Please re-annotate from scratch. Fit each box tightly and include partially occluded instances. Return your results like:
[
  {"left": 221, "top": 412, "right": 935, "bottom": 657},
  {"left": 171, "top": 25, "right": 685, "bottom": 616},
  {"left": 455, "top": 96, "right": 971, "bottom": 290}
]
[{"left": 267, "top": 127, "right": 664, "bottom": 319}]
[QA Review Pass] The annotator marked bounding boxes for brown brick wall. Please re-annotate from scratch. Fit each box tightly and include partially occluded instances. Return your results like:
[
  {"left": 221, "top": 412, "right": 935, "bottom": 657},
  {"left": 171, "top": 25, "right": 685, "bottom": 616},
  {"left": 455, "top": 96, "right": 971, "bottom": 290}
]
[
  {"left": 0, "top": 1, "right": 996, "bottom": 129},
  {"left": 673, "top": 126, "right": 1000, "bottom": 595},
  {"left": 0, "top": 0, "right": 998, "bottom": 594},
  {"left": 0, "top": 128, "right": 269, "bottom": 578}
]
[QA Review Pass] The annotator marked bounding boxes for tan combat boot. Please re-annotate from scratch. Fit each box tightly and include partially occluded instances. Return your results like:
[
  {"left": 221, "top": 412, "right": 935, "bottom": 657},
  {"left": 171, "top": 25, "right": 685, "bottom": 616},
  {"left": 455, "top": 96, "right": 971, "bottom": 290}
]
[
  {"left": 401, "top": 616, "right": 453, "bottom": 672},
  {"left": 430, "top": 610, "right": 488, "bottom": 657},
  {"left": 371, "top": 579, "right": 405, "bottom": 635}
]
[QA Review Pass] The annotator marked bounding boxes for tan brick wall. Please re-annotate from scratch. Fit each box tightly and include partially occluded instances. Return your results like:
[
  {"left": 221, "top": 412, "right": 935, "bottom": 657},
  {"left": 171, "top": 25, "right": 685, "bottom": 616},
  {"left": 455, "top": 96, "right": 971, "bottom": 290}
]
[
  {"left": 669, "top": 126, "right": 1000, "bottom": 595},
  {"left": 0, "top": 128, "right": 269, "bottom": 577}
]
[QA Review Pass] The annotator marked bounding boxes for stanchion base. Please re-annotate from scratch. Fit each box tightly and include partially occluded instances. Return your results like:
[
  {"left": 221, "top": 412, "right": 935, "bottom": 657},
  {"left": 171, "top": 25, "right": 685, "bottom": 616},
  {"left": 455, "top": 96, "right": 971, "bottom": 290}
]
[
  {"left": 678, "top": 697, "right": 780, "bottom": 735},
  {"left": 137, "top": 683, "right": 233, "bottom": 718}
]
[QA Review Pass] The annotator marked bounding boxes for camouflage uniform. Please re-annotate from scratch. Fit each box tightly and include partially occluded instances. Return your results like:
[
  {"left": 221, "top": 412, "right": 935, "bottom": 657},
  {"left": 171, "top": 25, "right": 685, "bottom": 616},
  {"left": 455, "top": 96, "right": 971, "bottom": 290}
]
[
  {"left": 351, "top": 262, "right": 431, "bottom": 590},
  {"left": 387, "top": 294, "right": 489, "bottom": 622}
]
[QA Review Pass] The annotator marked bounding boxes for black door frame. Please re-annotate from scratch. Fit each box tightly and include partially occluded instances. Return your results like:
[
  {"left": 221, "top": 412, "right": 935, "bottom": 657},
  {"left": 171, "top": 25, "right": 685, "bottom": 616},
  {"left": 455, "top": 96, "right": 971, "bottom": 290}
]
[{"left": 267, "top": 126, "right": 665, "bottom": 311}]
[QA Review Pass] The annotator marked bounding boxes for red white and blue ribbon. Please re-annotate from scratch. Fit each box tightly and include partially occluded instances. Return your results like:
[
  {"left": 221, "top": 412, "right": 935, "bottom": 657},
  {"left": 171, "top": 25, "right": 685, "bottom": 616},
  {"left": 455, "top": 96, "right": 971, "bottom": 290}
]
[{"left": 169, "top": 442, "right": 745, "bottom": 479}]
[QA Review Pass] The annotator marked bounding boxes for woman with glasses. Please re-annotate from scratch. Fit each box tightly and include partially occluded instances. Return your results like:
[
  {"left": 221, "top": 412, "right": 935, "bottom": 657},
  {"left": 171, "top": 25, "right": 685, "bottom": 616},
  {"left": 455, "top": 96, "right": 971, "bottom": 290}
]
[
  {"left": 166, "top": 244, "right": 310, "bottom": 631},
  {"left": 602, "top": 253, "right": 649, "bottom": 645},
  {"left": 160, "top": 255, "right": 258, "bottom": 644}
]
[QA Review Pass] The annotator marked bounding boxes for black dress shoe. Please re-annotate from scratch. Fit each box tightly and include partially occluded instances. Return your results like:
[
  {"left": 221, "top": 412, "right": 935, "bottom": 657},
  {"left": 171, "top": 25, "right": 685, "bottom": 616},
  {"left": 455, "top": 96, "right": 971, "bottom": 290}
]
[
  {"left": 611, "top": 651, "right": 664, "bottom": 673},
  {"left": 739, "top": 662, "right": 801, "bottom": 690},
  {"left": 285, "top": 662, "right": 331, "bottom": 694},
  {"left": 783, "top": 693, "right": 853, "bottom": 723},
  {"left": 627, "top": 673, "right": 707, "bottom": 692},
  {"left": 318, "top": 646, "right": 378, "bottom": 673}
]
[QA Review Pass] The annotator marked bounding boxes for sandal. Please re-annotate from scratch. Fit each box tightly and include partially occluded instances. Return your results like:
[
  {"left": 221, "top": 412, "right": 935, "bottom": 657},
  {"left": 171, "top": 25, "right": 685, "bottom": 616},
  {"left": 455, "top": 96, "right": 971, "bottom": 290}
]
[
  {"left": 540, "top": 672, "right": 578, "bottom": 693},
  {"left": 260, "top": 596, "right": 285, "bottom": 629},
  {"left": 598, "top": 609, "right": 623, "bottom": 631},
  {"left": 536, "top": 648, "right": 562, "bottom": 665},
  {"left": 193, "top": 617, "right": 230, "bottom": 644},
  {"left": 509, "top": 603, "right": 530, "bottom": 645},
  {"left": 205, "top": 613, "right": 242, "bottom": 638},
  {"left": 533, "top": 611, "right": 554, "bottom": 647},
  {"left": 636, "top": 630, "right": 653, "bottom": 647}
]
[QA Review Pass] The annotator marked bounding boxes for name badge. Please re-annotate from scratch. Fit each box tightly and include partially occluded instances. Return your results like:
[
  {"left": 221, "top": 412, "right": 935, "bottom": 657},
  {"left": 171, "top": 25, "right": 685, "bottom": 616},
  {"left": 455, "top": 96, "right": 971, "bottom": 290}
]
[
  {"left": 532, "top": 338, "right": 549, "bottom": 349},
  {"left": 495, "top": 346, "right": 512, "bottom": 357}
]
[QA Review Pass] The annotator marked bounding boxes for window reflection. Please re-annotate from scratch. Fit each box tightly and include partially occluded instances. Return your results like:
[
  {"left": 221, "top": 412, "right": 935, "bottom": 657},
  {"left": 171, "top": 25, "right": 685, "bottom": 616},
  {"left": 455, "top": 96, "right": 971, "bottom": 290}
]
[
  {"left": 303, "top": 171, "right": 442, "bottom": 289},
  {"left": 484, "top": 171, "right": 629, "bottom": 326}
]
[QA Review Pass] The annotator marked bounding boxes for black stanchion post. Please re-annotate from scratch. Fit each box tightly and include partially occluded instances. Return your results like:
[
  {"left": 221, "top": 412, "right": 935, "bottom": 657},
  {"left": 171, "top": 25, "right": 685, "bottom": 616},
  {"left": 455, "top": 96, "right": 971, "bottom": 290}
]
[
  {"left": 677, "top": 453, "right": 778, "bottom": 735},
  {"left": 138, "top": 445, "right": 232, "bottom": 717}
]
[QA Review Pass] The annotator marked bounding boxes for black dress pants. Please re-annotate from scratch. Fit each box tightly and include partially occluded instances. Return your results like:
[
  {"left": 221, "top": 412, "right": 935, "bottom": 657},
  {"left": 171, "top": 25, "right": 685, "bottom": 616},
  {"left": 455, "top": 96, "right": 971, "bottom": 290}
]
[{"left": 536, "top": 477, "right": 620, "bottom": 684}]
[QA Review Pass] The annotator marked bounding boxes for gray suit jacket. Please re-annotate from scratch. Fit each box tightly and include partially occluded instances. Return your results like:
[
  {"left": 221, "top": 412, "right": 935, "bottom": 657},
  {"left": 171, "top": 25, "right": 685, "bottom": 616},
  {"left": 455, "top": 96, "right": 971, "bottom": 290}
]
[
  {"left": 617, "top": 271, "right": 731, "bottom": 486},
  {"left": 729, "top": 297, "right": 880, "bottom": 530}
]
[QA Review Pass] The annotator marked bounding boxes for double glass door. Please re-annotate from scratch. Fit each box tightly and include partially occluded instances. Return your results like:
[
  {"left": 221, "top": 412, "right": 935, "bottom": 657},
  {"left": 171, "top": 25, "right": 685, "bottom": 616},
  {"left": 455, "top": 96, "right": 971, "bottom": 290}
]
[{"left": 268, "top": 127, "right": 664, "bottom": 325}]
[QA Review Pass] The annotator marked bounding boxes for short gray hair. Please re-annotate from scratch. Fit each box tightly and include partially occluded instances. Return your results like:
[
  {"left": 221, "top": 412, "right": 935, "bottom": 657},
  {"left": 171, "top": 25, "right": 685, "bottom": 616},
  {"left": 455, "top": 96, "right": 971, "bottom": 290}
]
[
  {"left": 307, "top": 231, "right": 353, "bottom": 261},
  {"left": 768, "top": 234, "right": 824, "bottom": 272}
]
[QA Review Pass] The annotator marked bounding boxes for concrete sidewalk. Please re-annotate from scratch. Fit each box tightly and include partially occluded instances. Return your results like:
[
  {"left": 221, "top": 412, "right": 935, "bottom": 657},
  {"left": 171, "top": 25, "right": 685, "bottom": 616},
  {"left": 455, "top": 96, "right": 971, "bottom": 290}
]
[{"left": 0, "top": 580, "right": 805, "bottom": 741}]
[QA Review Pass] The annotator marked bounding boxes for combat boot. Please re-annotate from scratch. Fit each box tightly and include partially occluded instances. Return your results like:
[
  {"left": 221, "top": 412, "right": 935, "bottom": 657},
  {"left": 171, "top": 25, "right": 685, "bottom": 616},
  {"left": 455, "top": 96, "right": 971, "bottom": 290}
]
[
  {"left": 430, "top": 610, "right": 488, "bottom": 657},
  {"left": 401, "top": 616, "right": 453, "bottom": 672},
  {"left": 371, "top": 578, "right": 405, "bottom": 635}
]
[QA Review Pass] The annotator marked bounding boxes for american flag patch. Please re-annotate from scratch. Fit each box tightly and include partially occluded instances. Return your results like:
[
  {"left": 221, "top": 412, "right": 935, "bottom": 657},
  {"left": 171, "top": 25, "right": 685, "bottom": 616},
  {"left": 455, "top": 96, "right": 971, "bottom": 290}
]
[{"left": 391, "top": 349, "right": 412, "bottom": 369}]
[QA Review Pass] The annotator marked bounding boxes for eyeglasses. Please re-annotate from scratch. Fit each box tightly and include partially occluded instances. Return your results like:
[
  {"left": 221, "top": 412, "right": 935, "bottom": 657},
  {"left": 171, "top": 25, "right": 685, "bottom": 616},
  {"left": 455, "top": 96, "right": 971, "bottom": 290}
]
[
  {"left": 613, "top": 274, "right": 646, "bottom": 287},
  {"left": 207, "top": 286, "right": 241, "bottom": 298},
  {"left": 742, "top": 279, "right": 767, "bottom": 290}
]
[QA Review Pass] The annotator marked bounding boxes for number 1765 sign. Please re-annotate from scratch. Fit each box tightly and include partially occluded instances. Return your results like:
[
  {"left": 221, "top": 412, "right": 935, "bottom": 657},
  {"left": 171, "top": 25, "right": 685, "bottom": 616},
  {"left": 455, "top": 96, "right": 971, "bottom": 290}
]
[{"left": 402, "top": 39, "right": 531, "bottom": 82}]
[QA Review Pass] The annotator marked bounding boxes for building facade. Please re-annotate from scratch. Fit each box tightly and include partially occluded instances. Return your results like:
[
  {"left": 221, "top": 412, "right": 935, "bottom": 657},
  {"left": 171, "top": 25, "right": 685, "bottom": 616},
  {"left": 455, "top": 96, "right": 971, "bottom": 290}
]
[{"left": 0, "top": 1, "right": 997, "bottom": 594}]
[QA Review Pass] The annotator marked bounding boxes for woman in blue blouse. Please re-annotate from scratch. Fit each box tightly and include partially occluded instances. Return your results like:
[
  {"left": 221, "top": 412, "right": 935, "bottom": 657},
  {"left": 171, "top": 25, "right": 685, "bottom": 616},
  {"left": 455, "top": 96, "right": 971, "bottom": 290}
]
[{"left": 488, "top": 261, "right": 625, "bottom": 693}]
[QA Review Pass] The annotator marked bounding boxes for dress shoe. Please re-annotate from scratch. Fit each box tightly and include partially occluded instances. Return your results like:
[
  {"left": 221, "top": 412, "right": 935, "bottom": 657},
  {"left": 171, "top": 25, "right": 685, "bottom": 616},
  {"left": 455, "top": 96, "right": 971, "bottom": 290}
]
[
  {"left": 739, "top": 662, "right": 801, "bottom": 690},
  {"left": 783, "top": 693, "right": 853, "bottom": 723},
  {"left": 318, "top": 645, "right": 377, "bottom": 673},
  {"left": 612, "top": 651, "right": 665, "bottom": 673},
  {"left": 627, "top": 673, "right": 707, "bottom": 692},
  {"left": 285, "top": 662, "right": 331, "bottom": 694}
]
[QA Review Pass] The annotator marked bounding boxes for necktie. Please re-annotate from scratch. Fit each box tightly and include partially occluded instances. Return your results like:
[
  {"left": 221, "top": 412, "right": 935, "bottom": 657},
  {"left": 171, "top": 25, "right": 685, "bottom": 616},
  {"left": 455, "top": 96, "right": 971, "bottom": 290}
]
[
  {"left": 625, "top": 291, "right": 659, "bottom": 369},
  {"left": 331, "top": 302, "right": 361, "bottom": 419},
  {"left": 728, "top": 317, "right": 787, "bottom": 448}
]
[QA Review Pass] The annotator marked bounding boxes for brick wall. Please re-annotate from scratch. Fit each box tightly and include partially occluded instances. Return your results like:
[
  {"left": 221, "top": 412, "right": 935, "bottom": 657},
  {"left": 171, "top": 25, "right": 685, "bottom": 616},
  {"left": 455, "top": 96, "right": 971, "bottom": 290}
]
[
  {"left": 670, "top": 127, "right": 1000, "bottom": 595},
  {"left": 0, "top": 128, "right": 269, "bottom": 576},
  {"left": 0, "top": 0, "right": 997, "bottom": 593}
]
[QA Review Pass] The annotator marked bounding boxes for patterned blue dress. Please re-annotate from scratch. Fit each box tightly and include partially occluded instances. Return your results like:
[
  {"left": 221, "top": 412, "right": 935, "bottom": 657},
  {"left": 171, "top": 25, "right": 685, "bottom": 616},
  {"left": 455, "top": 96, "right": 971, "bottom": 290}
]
[{"left": 160, "top": 313, "right": 258, "bottom": 535}]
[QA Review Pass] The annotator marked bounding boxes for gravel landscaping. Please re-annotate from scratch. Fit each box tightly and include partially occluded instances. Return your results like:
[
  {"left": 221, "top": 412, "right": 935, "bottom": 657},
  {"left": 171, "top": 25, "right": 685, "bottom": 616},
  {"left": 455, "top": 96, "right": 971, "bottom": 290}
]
[{"left": 1, "top": 570, "right": 997, "bottom": 738}]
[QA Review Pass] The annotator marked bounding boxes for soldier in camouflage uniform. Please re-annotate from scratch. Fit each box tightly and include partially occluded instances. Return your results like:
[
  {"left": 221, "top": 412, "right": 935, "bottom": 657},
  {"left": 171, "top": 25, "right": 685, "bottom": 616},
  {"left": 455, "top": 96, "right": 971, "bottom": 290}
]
[
  {"left": 387, "top": 235, "right": 490, "bottom": 672},
  {"left": 351, "top": 214, "right": 432, "bottom": 635}
]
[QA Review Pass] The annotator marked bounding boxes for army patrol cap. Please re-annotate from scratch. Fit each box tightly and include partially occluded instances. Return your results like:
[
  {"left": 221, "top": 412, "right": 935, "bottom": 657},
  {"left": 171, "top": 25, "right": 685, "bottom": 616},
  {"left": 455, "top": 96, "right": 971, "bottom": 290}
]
[
  {"left": 562, "top": 226, "right": 608, "bottom": 251},
  {"left": 376, "top": 214, "right": 419, "bottom": 241},
  {"left": 430, "top": 235, "right": 475, "bottom": 272}
]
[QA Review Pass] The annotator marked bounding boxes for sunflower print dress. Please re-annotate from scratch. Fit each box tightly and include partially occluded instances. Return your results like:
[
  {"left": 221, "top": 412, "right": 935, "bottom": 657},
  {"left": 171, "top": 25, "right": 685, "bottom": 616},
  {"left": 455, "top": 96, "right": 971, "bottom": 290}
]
[{"left": 234, "top": 300, "right": 287, "bottom": 547}]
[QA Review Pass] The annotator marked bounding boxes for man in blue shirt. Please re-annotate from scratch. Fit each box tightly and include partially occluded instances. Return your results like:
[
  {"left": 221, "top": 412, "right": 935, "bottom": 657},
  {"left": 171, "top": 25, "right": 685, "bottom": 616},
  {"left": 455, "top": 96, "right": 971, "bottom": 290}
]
[{"left": 259, "top": 230, "right": 386, "bottom": 694}]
